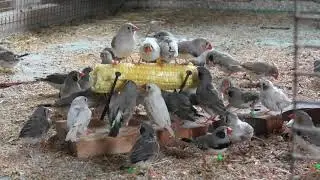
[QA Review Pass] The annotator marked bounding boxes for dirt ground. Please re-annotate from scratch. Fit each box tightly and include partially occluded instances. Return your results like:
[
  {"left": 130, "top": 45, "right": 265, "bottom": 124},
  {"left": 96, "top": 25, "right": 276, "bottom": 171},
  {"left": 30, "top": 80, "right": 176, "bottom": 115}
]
[{"left": 0, "top": 9, "right": 320, "bottom": 179}]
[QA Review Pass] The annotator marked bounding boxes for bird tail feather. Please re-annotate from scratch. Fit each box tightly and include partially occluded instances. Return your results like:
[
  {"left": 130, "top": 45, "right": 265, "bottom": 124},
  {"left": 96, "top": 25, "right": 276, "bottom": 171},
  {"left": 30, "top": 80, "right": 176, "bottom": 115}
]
[
  {"left": 180, "top": 137, "right": 193, "bottom": 143},
  {"left": 17, "top": 53, "right": 30, "bottom": 58},
  {"left": 108, "top": 111, "right": 123, "bottom": 137},
  {"left": 65, "top": 126, "right": 78, "bottom": 142}
]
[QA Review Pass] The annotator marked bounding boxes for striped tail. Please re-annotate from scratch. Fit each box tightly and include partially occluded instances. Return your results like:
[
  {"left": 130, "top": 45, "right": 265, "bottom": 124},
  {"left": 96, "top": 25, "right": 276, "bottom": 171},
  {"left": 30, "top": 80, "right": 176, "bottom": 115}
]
[{"left": 108, "top": 111, "right": 123, "bottom": 137}]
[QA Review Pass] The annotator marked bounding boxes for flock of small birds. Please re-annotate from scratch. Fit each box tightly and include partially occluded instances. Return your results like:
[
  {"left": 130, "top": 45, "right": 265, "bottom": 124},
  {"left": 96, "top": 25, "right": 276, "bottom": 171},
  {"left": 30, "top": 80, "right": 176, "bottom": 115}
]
[{"left": 1, "top": 22, "right": 319, "bottom": 176}]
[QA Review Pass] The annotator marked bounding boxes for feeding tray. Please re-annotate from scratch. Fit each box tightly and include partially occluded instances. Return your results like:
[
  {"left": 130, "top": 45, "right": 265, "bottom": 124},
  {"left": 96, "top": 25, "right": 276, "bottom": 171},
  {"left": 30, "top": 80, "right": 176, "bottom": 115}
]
[
  {"left": 237, "top": 104, "right": 284, "bottom": 136},
  {"left": 157, "top": 120, "right": 208, "bottom": 146},
  {"left": 54, "top": 118, "right": 139, "bottom": 158},
  {"left": 281, "top": 101, "right": 320, "bottom": 125}
]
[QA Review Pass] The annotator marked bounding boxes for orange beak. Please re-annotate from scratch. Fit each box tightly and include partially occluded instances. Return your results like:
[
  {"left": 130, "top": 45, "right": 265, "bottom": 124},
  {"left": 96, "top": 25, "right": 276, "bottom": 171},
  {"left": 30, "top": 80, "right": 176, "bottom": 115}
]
[
  {"left": 288, "top": 113, "right": 295, "bottom": 119},
  {"left": 139, "top": 84, "right": 147, "bottom": 91},
  {"left": 144, "top": 46, "right": 152, "bottom": 53},
  {"left": 79, "top": 72, "right": 85, "bottom": 78},
  {"left": 226, "top": 127, "right": 233, "bottom": 136},
  {"left": 132, "top": 24, "right": 139, "bottom": 31}
]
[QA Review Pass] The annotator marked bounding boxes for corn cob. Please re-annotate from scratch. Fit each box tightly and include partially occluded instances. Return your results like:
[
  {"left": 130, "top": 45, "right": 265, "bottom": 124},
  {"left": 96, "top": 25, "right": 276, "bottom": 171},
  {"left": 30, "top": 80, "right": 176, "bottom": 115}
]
[{"left": 90, "top": 63, "right": 199, "bottom": 93}]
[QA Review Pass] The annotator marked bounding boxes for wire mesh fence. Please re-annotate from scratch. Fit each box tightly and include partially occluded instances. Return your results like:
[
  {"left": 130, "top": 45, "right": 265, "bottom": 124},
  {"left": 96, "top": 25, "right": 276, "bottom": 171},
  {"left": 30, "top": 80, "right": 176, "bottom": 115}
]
[
  {"left": 1, "top": 0, "right": 320, "bottom": 36},
  {"left": 0, "top": 0, "right": 128, "bottom": 35},
  {"left": 290, "top": 0, "right": 320, "bottom": 178}
]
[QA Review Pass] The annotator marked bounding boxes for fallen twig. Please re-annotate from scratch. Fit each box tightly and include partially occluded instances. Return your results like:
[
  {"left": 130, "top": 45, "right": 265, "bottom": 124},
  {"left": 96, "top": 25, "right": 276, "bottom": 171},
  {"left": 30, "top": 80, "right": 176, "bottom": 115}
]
[
  {"left": 260, "top": 26, "right": 290, "bottom": 30},
  {"left": 0, "top": 81, "right": 35, "bottom": 89}
]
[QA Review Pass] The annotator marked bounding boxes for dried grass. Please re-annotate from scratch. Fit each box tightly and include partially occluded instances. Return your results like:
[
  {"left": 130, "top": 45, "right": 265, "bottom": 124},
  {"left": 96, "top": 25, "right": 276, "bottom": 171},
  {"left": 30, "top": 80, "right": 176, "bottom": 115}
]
[{"left": 0, "top": 9, "right": 319, "bottom": 179}]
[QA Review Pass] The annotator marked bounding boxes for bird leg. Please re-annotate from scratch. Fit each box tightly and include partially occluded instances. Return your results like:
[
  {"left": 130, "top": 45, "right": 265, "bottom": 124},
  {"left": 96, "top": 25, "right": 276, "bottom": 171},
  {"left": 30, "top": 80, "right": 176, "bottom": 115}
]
[
  {"left": 263, "top": 110, "right": 271, "bottom": 115},
  {"left": 137, "top": 57, "right": 143, "bottom": 64},
  {"left": 112, "top": 60, "right": 120, "bottom": 65},
  {"left": 147, "top": 167, "right": 158, "bottom": 178},
  {"left": 100, "top": 71, "right": 122, "bottom": 120},
  {"left": 252, "top": 136, "right": 266, "bottom": 146},
  {"left": 85, "top": 128, "right": 94, "bottom": 135},
  {"left": 178, "top": 70, "right": 193, "bottom": 93},
  {"left": 174, "top": 58, "right": 179, "bottom": 64},
  {"left": 201, "top": 152, "right": 211, "bottom": 170},
  {"left": 199, "top": 116, "right": 217, "bottom": 125}
]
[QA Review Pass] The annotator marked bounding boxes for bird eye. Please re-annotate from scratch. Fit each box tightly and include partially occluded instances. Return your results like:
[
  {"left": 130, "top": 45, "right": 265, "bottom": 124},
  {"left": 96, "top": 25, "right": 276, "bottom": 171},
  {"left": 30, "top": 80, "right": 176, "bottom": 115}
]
[
  {"left": 147, "top": 85, "right": 151, "bottom": 90},
  {"left": 127, "top": 26, "right": 130, "bottom": 30},
  {"left": 296, "top": 131, "right": 301, "bottom": 136},
  {"left": 216, "top": 131, "right": 226, "bottom": 138}
]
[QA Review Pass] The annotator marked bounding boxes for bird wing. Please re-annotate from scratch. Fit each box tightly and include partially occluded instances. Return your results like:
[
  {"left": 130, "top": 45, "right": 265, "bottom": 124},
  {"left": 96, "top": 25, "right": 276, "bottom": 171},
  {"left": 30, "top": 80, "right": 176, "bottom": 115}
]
[
  {"left": 72, "top": 107, "right": 92, "bottom": 130},
  {"left": 145, "top": 95, "right": 171, "bottom": 127},
  {"left": 0, "top": 50, "right": 15, "bottom": 62},
  {"left": 19, "top": 114, "right": 50, "bottom": 138},
  {"left": 200, "top": 84, "right": 226, "bottom": 115},
  {"left": 67, "top": 106, "right": 81, "bottom": 128},
  {"left": 109, "top": 92, "right": 124, "bottom": 123},
  {"left": 45, "top": 73, "right": 67, "bottom": 84},
  {"left": 273, "top": 87, "right": 291, "bottom": 109},
  {"left": 241, "top": 62, "right": 268, "bottom": 74},
  {"left": 164, "top": 92, "right": 199, "bottom": 121},
  {"left": 241, "top": 91, "right": 260, "bottom": 103},
  {"left": 130, "top": 136, "right": 159, "bottom": 164}
]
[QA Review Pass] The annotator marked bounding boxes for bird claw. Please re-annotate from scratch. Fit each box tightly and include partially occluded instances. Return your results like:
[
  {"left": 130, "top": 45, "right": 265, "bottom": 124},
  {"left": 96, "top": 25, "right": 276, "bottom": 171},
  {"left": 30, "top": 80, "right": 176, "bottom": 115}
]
[
  {"left": 197, "top": 116, "right": 216, "bottom": 126},
  {"left": 148, "top": 169, "right": 158, "bottom": 178},
  {"left": 85, "top": 129, "right": 94, "bottom": 135}
]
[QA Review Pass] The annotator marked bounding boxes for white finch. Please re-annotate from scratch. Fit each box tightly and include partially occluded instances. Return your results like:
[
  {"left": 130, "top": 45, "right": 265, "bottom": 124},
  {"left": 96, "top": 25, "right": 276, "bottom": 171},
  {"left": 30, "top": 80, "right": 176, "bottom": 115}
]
[
  {"left": 259, "top": 79, "right": 291, "bottom": 113},
  {"left": 65, "top": 96, "right": 92, "bottom": 142},
  {"left": 142, "top": 83, "right": 175, "bottom": 137},
  {"left": 139, "top": 37, "right": 160, "bottom": 62},
  {"left": 111, "top": 22, "right": 139, "bottom": 60}
]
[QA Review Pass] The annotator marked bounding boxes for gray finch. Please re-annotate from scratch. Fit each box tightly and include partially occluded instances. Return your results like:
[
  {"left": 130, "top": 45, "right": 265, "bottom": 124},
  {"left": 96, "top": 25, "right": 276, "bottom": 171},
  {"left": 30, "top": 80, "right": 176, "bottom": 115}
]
[
  {"left": 286, "top": 110, "right": 320, "bottom": 154},
  {"left": 100, "top": 47, "right": 115, "bottom": 64},
  {"left": 182, "top": 125, "right": 232, "bottom": 151},
  {"left": 0, "top": 46, "right": 29, "bottom": 68},
  {"left": 196, "top": 66, "right": 227, "bottom": 117},
  {"left": 161, "top": 90, "right": 204, "bottom": 122},
  {"left": 59, "top": 71, "right": 82, "bottom": 99},
  {"left": 111, "top": 22, "right": 138, "bottom": 59},
  {"left": 226, "top": 86, "right": 260, "bottom": 109},
  {"left": 241, "top": 61, "right": 279, "bottom": 80},
  {"left": 130, "top": 123, "right": 160, "bottom": 164},
  {"left": 108, "top": 80, "right": 138, "bottom": 137},
  {"left": 78, "top": 67, "right": 92, "bottom": 90},
  {"left": 19, "top": 106, "right": 51, "bottom": 139},
  {"left": 206, "top": 49, "right": 244, "bottom": 74},
  {"left": 178, "top": 38, "right": 212, "bottom": 58}
]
